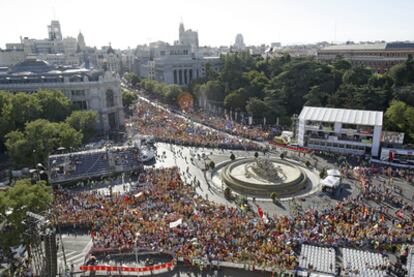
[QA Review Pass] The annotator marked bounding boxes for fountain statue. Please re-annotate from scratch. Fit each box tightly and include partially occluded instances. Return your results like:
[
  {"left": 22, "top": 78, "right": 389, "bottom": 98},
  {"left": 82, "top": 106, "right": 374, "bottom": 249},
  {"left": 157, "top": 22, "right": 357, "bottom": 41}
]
[{"left": 247, "top": 157, "right": 284, "bottom": 182}]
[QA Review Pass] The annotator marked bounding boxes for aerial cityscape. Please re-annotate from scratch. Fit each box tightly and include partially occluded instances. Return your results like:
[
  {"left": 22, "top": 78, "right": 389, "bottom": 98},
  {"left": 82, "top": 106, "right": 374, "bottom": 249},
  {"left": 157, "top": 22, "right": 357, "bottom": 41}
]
[{"left": 1, "top": 0, "right": 414, "bottom": 276}]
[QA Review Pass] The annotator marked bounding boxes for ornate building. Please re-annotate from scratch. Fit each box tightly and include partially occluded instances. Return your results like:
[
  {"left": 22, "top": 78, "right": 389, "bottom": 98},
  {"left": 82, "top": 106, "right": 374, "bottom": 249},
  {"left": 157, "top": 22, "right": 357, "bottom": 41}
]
[
  {"left": 318, "top": 42, "right": 414, "bottom": 72},
  {"left": 0, "top": 58, "right": 124, "bottom": 131}
]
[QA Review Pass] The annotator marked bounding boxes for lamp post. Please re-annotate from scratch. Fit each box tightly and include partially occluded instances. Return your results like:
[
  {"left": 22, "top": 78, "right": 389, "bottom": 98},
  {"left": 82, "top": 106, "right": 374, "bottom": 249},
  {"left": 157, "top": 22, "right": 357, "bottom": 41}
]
[{"left": 135, "top": 232, "right": 139, "bottom": 265}]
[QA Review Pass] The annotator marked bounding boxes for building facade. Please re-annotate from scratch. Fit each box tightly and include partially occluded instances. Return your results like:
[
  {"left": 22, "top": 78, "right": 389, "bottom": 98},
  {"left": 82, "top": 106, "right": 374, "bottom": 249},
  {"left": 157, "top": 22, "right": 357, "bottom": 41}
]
[
  {"left": 318, "top": 42, "right": 414, "bottom": 72},
  {"left": 0, "top": 58, "right": 124, "bottom": 131},
  {"left": 297, "top": 106, "right": 383, "bottom": 157},
  {"left": 140, "top": 43, "right": 221, "bottom": 85}
]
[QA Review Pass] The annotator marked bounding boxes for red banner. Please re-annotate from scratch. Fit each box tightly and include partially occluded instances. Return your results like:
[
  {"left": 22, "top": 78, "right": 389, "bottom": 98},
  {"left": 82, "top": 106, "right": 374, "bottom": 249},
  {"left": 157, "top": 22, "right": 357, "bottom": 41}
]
[{"left": 79, "top": 260, "right": 174, "bottom": 272}]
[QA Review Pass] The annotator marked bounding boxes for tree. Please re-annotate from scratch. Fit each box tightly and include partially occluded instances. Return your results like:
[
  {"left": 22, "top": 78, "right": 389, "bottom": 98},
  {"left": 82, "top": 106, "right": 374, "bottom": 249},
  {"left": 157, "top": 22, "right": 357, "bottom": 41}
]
[
  {"left": 0, "top": 179, "right": 52, "bottom": 254},
  {"left": 122, "top": 89, "right": 138, "bottom": 109},
  {"left": 2, "top": 92, "right": 42, "bottom": 131},
  {"left": 384, "top": 100, "right": 414, "bottom": 142},
  {"left": 303, "top": 86, "right": 328, "bottom": 107},
  {"left": 5, "top": 119, "right": 83, "bottom": 167},
  {"left": 388, "top": 56, "right": 414, "bottom": 86},
  {"left": 270, "top": 192, "right": 278, "bottom": 203},
  {"left": 242, "top": 70, "right": 268, "bottom": 99},
  {"left": 164, "top": 85, "right": 183, "bottom": 105},
  {"left": 332, "top": 58, "right": 352, "bottom": 71},
  {"left": 33, "top": 90, "right": 71, "bottom": 122},
  {"left": 200, "top": 80, "right": 226, "bottom": 103},
  {"left": 246, "top": 97, "right": 270, "bottom": 122},
  {"left": 220, "top": 52, "right": 255, "bottom": 91},
  {"left": 393, "top": 85, "right": 414, "bottom": 106},
  {"left": 65, "top": 111, "right": 98, "bottom": 142},
  {"left": 368, "top": 73, "right": 393, "bottom": 89},
  {"left": 124, "top": 72, "right": 140, "bottom": 87},
  {"left": 266, "top": 60, "right": 336, "bottom": 115},
  {"left": 224, "top": 88, "right": 248, "bottom": 111},
  {"left": 342, "top": 66, "right": 372, "bottom": 86}
]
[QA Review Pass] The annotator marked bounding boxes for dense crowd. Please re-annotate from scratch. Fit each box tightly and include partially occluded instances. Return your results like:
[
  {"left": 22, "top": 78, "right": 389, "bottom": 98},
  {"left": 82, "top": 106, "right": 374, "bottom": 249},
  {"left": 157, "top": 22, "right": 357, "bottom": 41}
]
[
  {"left": 52, "top": 164, "right": 414, "bottom": 271},
  {"left": 183, "top": 110, "right": 271, "bottom": 141},
  {"left": 128, "top": 99, "right": 261, "bottom": 151}
]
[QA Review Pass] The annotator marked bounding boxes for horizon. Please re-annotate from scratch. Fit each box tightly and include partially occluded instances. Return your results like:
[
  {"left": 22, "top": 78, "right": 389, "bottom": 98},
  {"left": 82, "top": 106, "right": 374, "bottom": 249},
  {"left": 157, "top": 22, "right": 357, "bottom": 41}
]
[{"left": 1, "top": 0, "right": 414, "bottom": 49}]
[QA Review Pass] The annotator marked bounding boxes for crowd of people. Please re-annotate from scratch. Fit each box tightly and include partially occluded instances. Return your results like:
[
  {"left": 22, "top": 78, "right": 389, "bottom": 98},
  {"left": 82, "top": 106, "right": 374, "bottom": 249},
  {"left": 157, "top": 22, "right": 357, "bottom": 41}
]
[
  {"left": 128, "top": 99, "right": 261, "bottom": 151},
  {"left": 183, "top": 110, "right": 271, "bottom": 142},
  {"left": 52, "top": 163, "right": 414, "bottom": 272}
]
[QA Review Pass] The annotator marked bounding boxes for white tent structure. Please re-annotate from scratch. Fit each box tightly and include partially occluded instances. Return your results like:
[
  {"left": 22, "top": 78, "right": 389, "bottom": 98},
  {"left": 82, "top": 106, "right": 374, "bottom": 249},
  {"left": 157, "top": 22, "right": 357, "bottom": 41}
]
[
  {"left": 321, "top": 176, "right": 340, "bottom": 190},
  {"left": 327, "top": 169, "right": 341, "bottom": 177}
]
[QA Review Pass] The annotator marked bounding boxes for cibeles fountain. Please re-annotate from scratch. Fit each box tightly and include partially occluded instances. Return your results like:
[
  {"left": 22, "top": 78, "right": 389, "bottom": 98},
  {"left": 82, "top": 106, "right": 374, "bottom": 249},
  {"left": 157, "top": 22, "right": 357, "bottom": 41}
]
[{"left": 211, "top": 156, "right": 319, "bottom": 200}]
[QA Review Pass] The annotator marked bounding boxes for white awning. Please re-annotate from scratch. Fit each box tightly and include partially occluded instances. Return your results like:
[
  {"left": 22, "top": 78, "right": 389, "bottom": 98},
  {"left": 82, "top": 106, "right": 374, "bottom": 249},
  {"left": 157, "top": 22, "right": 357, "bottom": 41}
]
[
  {"left": 327, "top": 169, "right": 341, "bottom": 177},
  {"left": 299, "top": 106, "right": 383, "bottom": 126},
  {"left": 321, "top": 176, "right": 340, "bottom": 188}
]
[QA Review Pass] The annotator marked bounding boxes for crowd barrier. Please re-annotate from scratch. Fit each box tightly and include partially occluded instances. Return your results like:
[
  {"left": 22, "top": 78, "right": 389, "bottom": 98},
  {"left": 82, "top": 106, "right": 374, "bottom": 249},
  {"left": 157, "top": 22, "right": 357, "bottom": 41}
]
[{"left": 79, "top": 261, "right": 174, "bottom": 273}]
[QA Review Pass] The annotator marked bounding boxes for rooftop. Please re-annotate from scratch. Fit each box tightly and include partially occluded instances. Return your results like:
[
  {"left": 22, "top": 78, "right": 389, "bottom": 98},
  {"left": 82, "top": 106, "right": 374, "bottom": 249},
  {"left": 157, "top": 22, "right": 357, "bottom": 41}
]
[
  {"left": 299, "top": 106, "right": 383, "bottom": 126},
  {"left": 320, "top": 42, "right": 414, "bottom": 52}
]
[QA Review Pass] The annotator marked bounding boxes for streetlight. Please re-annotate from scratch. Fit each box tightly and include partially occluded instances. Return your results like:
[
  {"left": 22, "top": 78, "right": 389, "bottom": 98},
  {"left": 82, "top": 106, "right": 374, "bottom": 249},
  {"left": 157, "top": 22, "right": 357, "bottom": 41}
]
[{"left": 135, "top": 232, "right": 140, "bottom": 265}]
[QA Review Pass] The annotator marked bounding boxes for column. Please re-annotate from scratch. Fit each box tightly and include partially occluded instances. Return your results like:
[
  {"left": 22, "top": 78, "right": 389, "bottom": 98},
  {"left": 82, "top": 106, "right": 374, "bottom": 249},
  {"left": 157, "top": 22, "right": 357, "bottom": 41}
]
[
  {"left": 184, "top": 69, "right": 188, "bottom": 84},
  {"left": 173, "top": 70, "right": 177, "bottom": 84}
]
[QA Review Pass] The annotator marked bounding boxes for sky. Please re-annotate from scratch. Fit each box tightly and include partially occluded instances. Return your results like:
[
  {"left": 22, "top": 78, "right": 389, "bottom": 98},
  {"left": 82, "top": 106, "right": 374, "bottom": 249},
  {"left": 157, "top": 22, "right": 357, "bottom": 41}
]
[{"left": 0, "top": 0, "right": 413, "bottom": 49}]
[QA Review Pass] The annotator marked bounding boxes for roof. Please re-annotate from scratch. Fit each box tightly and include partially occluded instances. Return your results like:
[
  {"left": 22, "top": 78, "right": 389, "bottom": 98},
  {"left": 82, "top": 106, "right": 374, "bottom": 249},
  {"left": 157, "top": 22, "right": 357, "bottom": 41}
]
[
  {"left": 321, "top": 43, "right": 386, "bottom": 51},
  {"left": 299, "top": 106, "right": 383, "bottom": 126},
  {"left": 321, "top": 42, "right": 414, "bottom": 52}
]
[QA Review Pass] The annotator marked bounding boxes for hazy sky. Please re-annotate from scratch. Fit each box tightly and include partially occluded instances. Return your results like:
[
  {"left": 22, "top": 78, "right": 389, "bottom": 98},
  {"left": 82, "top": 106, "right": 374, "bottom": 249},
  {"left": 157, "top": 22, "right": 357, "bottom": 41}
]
[{"left": 0, "top": 0, "right": 413, "bottom": 49}]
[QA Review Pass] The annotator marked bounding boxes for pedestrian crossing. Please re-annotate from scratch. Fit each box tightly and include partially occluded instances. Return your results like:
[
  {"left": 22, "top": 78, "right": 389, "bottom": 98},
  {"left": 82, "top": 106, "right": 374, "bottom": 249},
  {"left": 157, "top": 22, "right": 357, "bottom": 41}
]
[
  {"left": 57, "top": 249, "right": 86, "bottom": 273},
  {"left": 57, "top": 237, "right": 92, "bottom": 274}
]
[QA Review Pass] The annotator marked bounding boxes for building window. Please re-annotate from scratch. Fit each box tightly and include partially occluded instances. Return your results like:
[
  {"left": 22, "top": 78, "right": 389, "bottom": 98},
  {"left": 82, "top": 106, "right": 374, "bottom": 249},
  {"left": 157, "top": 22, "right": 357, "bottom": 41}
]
[
  {"left": 108, "top": 112, "right": 117, "bottom": 129},
  {"left": 189, "top": 69, "right": 193, "bottom": 81},
  {"left": 71, "top": 90, "right": 85, "bottom": 97},
  {"left": 106, "top": 89, "right": 115, "bottom": 107},
  {"left": 72, "top": 100, "right": 88, "bottom": 110}
]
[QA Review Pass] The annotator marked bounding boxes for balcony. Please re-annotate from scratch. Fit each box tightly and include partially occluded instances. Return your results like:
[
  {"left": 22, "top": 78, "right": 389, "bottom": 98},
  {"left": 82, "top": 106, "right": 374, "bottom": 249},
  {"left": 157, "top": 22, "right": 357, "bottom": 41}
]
[{"left": 307, "top": 134, "right": 373, "bottom": 146}]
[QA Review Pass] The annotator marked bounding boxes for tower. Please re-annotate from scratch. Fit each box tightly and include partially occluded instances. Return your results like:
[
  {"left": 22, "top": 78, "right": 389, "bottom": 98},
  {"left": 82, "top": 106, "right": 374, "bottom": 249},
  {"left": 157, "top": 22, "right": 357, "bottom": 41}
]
[
  {"left": 47, "top": 20, "right": 62, "bottom": 41},
  {"left": 77, "top": 31, "right": 86, "bottom": 50},
  {"left": 179, "top": 21, "right": 185, "bottom": 43}
]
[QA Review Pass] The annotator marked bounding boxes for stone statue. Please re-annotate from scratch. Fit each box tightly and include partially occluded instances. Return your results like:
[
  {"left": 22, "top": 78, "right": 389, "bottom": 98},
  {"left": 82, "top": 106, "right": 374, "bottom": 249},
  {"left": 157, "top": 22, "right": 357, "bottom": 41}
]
[{"left": 249, "top": 157, "right": 282, "bottom": 182}]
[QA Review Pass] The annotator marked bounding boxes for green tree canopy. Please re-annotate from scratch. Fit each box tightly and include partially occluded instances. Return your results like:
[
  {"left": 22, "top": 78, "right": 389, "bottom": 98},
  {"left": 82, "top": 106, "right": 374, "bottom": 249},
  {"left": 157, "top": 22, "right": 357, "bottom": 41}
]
[
  {"left": 224, "top": 88, "right": 248, "bottom": 111},
  {"left": 384, "top": 100, "right": 414, "bottom": 142},
  {"left": 124, "top": 72, "right": 141, "bottom": 87},
  {"left": 342, "top": 66, "right": 372, "bottom": 86},
  {"left": 65, "top": 111, "right": 98, "bottom": 142},
  {"left": 0, "top": 179, "right": 52, "bottom": 254},
  {"left": 122, "top": 89, "right": 138, "bottom": 109},
  {"left": 5, "top": 119, "right": 83, "bottom": 167},
  {"left": 388, "top": 56, "right": 414, "bottom": 86},
  {"left": 33, "top": 90, "right": 71, "bottom": 122},
  {"left": 246, "top": 97, "right": 271, "bottom": 122}
]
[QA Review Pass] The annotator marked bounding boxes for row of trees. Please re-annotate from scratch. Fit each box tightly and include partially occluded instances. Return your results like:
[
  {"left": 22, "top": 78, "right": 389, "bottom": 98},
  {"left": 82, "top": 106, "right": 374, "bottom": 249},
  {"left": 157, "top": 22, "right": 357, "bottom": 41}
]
[
  {"left": 140, "top": 79, "right": 184, "bottom": 106},
  {"left": 191, "top": 52, "right": 414, "bottom": 142},
  {"left": 0, "top": 90, "right": 98, "bottom": 168}
]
